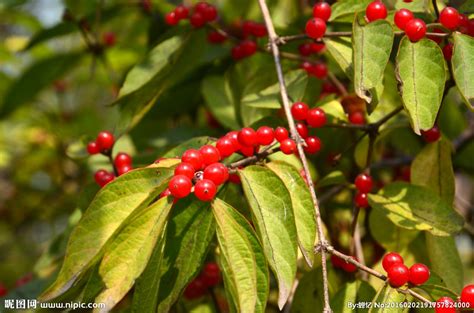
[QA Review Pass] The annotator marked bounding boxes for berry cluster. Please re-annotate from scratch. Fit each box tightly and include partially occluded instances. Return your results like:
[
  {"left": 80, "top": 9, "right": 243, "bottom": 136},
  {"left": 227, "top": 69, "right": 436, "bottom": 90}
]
[
  {"left": 435, "top": 285, "right": 474, "bottom": 312},
  {"left": 382, "top": 252, "right": 430, "bottom": 287},
  {"left": 305, "top": 2, "right": 330, "bottom": 39},
  {"left": 353, "top": 173, "right": 373, "bottom": 208},
  {"left": 165, "top": 2, "right": 217, "bottom": 28},
  {"left": 290, "top": 102, "right": 326, "bottom": 153},
  {"left": 331, "top": 255, "right": 358, "bottom": 273},
  {"left": 87, "top": 131, "right": 133, "bottom": 187},
  {"left": 184, "top": 262, "right": 221, "bottom": 300},
  {"left": 300, "top": 61, "right": 328, "bottom": 79}
]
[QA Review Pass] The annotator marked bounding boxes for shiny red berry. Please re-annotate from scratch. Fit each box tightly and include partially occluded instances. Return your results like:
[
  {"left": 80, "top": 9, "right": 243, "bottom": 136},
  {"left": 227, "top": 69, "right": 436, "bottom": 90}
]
[
  {"left": 96, "top": 131, "right": 115, "bottom": 152},
  {"left": 275, "top": 127, "right": 289, "bottom": 142},
  {"left": 298, "top": 43, "right": 312, "bottom": 56},
  {"left": 382, "top": 252, "right": 404, "bottom": 272},
  {"left": 168, "top": 175, "right": 193, "bottom": 199},
  {"left": 311, "top": 42, "right": 325, "bottom": 53},
  {"left": 203, "top": 163, "right": 228, "bottom": 185},
  {"left": 304, "top": 136, "right": 322, "bottom": 154},
  {"left": 238, "top": 127, "right": 258, "bottom": 146},
  {"left": 306, "top": 108, "right": 326, "bottom": 128},
  {"left": 95, "top": 170, "right": 114, "bottom": 187},
  {"left": 366, "top": 1, "right": 387, "bottom": 22},
  {"left": 296, "top": 123, "right": 308, "bottom": 138},
  {"left": 387, "top": 263, "right": 409, "bottom": 287},
  {"left": 182, "top": 149, "right": 204, "bottom": 170},
  {"left": 421, "top": 126, "right": 441, "bottom": 143},
  {"left": 305, "top": 18, "right": 326, "bottom": 39},
  {"left": 342, "top": 256, "right": 358, "bottom": 273},
  {"left": 87, "top": 141, "right": 100, "bottom": 155},
  {"left": 355, "top": 173, "right": 373, "bottom": 193},
  {"left": 174, "top": 162, "right": 196, "bottom": 179},
  {"left": 199, "top": 145, "right": 221, "bottom": 166},
  {"left": 194, "top": 1, "right": 209, "bottom": 14},
  {"left": 461, "top": 284, "right": 474, "bottom": 308},
  {"left": 241, "top": 40, "right": 257, "bottom": 56},
  {"left": 435, "top": 297, "right": 456, "bottom": 313},
  {"left": 201, "top": 262, "right": 221, "bottom": 287},
  {"left": 114, "top": 152, "right": 132, "bottom": 168},
  {"left": 165, "top": 11, "right": 179, "bottom": 25},
  {"left": 291, "top": 102, "right": 309, "bottom": 120},
  {"left": 117, "top": 165, "right": 132, "bottom": 176},
  {"left": 229, "top": 173, "right": 241, "bottom": 184},
  {"left": 216, "top": 137, "right": 235, "bottom": 158},
  {"left": 440, "top": 7, "right": 460, "bottom": 30},
  {"left": 442, "top": 43, "right": 453, "bottom": 61},
  {"left": 394, "top": 9, "right": 414, "bottom": 30},
  {"left": 203, "top": 5, "right": 217, "bottom": 22},
  {"left": 184, "top": 277, "right": 207, "bottom": 299},
  {"left": 312, "top": 2, "right": 331, "bottom": 22},
  {"left": 190, "top": 12, "right": 206, "bottom": 28},
  {"left": 239, "top": 145, "right": 255, "bottom": 157},
  {"left": 405, "top": 18, "right": 427, "bottom": 42},
  {"left": 409, "top": 263, "right": 430, "bottom": 286},
  {"left": 175, "top": 5, "right": 189, "bottom": 19},
  {"left": 330, "top": 255, "right": 345, "bottom": 268},
  {"left": 256, "top": 126, "right": 275, "bottom": 145},
  {"left": 194, "top": 179, "right": 217, "bottom": 201},
  {"left": 354, "top": 192, "right": 369, "bottom": 208},
  {"left": 280, "top": 139, "right": 297, "bottom": 154},
  {"left": 226, "top": 131, "right": 242, "bottom": 150},
  {"left": 349, "top": 111, "right": 366, "bottom": 125},
  {"left": 311, "top": 62, "right": 328, "bottom": 79}
]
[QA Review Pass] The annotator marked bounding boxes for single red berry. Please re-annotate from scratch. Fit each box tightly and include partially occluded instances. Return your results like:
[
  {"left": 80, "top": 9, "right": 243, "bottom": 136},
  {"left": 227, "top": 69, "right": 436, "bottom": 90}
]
[
  {"left": 174, "top": 5, "right": 189, "bottom": 19},
  {"left": 190, "top": 12, "right": 206, "bottom": 28},
  {"left": 226, "top": 131, "right": 242, "bottom": 150},
  {"left": 322, "top": 82, "right": 339, "bottom": 94},
  {"left": 341, "top": 256, "right": 358, "bottom": 273},
  {"left": 461, "top": 284, "right": 474, "bottom": 308},
  {"left": 354, "top": 192, "right": 369, "bottom": 208},
  {"left": 184, "top": 277, "right": 207, "bottom": 299},
  {"left": 256, "top": 126, "right": 275, "bottom": 145},
  {"left": 168, "top": 175, "right": 193, "bottom": 199},
  {"left": 366, "top": 1, "right": 387, "bottom": 22},
  {"left": 409, "top": 263, "right": 430, "bottom": 286},
  {"left": 291, "top": 102, "right": 309, "bottom": 120},
  {"left": 182, "top": 149, "right": 204, "bottom": 170},
  {"left": 203, "top": 163, "right": 228, "bottom": 185},
  {"left": 355, "top": 173, "right": 373, "bottom": 193},
  {"left": 394, "top": 9, "right": 414, "bottom": 30},
  {"left": 96, "top": 131, "right": 115, "bottom": 152},
  {"left": 421, "top": 126, "right": 441, "bottom": 143},
  {"left": 0, "top": 283, "right": 7, "bottom": 297},
  {"left": 95, "top": 170, "right": 114, "bottom": 187},
  {"left": 403, "top": 0, "right": 413, "bottom": 2},
  {"left": 298, "top": 43, "right": 312, "bottom": 56},
  {"left": 304, "top": 136, "right": 322, "bottom": 154},
  {"left": 311, "top": 62, "right": 328, "bottom": 79},
  {"left": 194, "top": 179, "right": 217, "bottom": 201},
  {"left": 114, "top": 152, "right": 132, "bottom": 168},
  {"left": 194, "top": 1, "right": 209, "bottom": 14},
  {"left": 117, "top": 165, "right": 132, "bottom": 176},
  {"left": 349, "top": 111, "right": 366, "bottom": 125},
  {"left": 251, "top": 23, "right": 267, "bottom": 37},
  {"left": 387, "top": 263, "right": 410, "bottom": 287},
  {"left": 231, "top": 44, "right": 245, "bottom": 60},
  {"left": 382, "top": 252, "right": 404, "bottom": 272},
  {"left": 207, "top": 31, "right": 227, "bottom": 43},
  {"left": 280, "top": 139, "right": 297, "bottom": 154},
  {"left": 301, "top": 61, "right": 313, "bottom": 72},
  {"left": 242, "top": 20, "right": 256, "bottom": 37},
  {"left": 203, "top": 5, "right": 217, "bottom": 22},
  {"left": 159, "top": 188, "right": 172, "bottom": 198},
  {"left": 174, "top": 162, "right": 196, "bottom": 179},
  {"left": 435, "top": 297, "right": 456, "bottom": 313},
  {"left": 442, "top": 43, "right": 453, "bottom": 61},
  {"left": 330, "top": 255, "right": 345, "bottom": 268},
  {"left": 440, "top": 7, "right": 460, "bottom": 30},
  {"left": 405, "top": 18, "right": 427, "bottom": 42},
  {"left": 87, "top": 141, "right": 100, "bottom": 155},
  {"left": 239, "top": 145, "right": 256, "bottom": 157},
  {"left": 229, "top": 173, "right": 241, "bottom": 184},
  {"left": 312, "top": 2, "right": 331, "bottom": 22},
  {"left": 311, "top": 42, "right": 325, "bottom": 53},
  {"left": 165, "top": 12, "right": 179, "bottom": 25},
  {"left": 305, "top": 18, "right": 326, "bottom": 39},
  {"left": 102, "top": 32, "right": 116, "bottom": 47},
  {"left": 199, "top": 145, "right": 221, "bottom": 166},
  {"left": 201, "top": 262, "right": 221, "bottom": 287},
  {"left": 216, "top": 137, "right": 235, "bottom": 158},
  {"left": 306, "top": 108, "right": 327, "bottom": 128},
  {"left": 275, "top": 127, "right": 289, "bottom": 142},
  {"left": 241, "top": 40, "right": 257, "bottom": 56},
  {"left": 296, "top": 123, "right": 309, "bottom": 139},
  {"left": 238, "top": 127, "right": 258, "bottom": 146}
]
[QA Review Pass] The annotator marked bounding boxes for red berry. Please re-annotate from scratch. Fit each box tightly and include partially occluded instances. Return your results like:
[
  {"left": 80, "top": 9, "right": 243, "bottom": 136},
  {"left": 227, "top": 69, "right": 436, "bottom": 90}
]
[
  {"left": 165, "top": 12, "right": 179, "bottom": 25},
  {"left": 387, "top": 263, "right": 409, "bottom": 287},
  {"left": 301, "top": 61, "right": 313, "bottom": 72},
  {"left": 439, "top": 7, "right": 460, "bottom": 30},
  {"left": 194, "top": 179, "right": 217, "bottom": 201},
  {"left": 207, "top": 31, "right": 227, "bottom": 43},
  {"left": 382, "top": 252, "right": 404, "bottom": 272},
  {"left": 216, "top": 137, "right": 235, "bottom": 158},
  {"left": 296, "top": 123, "right": 309, "bottom": 139},
  {"left": 291, "top": 102, "right": 309, "bottom": 120},
  {"left": 312, "top": 2, "right": 331, "bottom": 22},
  {"left": 275, "top": 127, "right": 289, "bottom": 142},
  {"left": 174, "top": 162, "right": 196, "bottom": 179},
  {"left": 304, "top": 136, "right": 321, "bottom": 154},
  {"left": 251, "top": 23, "right": 267, "bottom": 37},
  {"left": 241, "top": 40, "right": 257, "bottom": 56},
  {"left": 298, "top": 43, "right": 312, "bottom": 56},
  {"left": 182, "top": 149, "right": 204, "bottom": 170},
  {"left": 231, "top": 44, "right": 245, "bottom": 60},
  {"left": 354, "top": 192, "right": 369, "bottom": 208},
  {"left": 461, "top": 284, "right": 474, "bottom": 308},
  {"left": 280, "top": 139, "right": 297, "bottom": 154},
  {"left": 322, "top": 82, "right": 339, "bottom": 94},
  {"left": 305, "top": 18, "right": 326, "bottom": 39},
  {"left": 168, "top": 175, "right": 193, "bottom": 199},
  {"left": 442, "top": 43, "right": 453, "bottom": 61},
  {"left": 366, "top": 1, "right": 387, "bottom": 22},
  {"left": 229, "top": 173, "right": 241, "bottom": 184},
  {"left": 201, "top": 262, "right": 221, "bottom": 287},
  {"left": 239, "top": 145, "right": 255, "bottom": 157},
  {"left": 96, "top": 131, "right": 115, "bottom": 152},
  {"left": 102, "top": 32, "right": 116, "bottom": 47},
  {"left": 403, "top": 0, "right": 413, "bottom": 2},
  {"left": 405, "top": 18, "right": 427, "bottom": 42},
  {"left": 311, "top": 62, "right": 328, "bottom": 79},
  {"left": 330, "top": 255, "right": 345, "bottom": 268},
  {"left": 117, "top": 165, "right": 132, "bottom": 176},
  {"left": 199, "top": 145, "right": 221, "bottom": 166},
  {"left": 203, "top": 163, "right": 229, "bottom": 185},
  {"left": 194, "top": 2, "right": 209, "bottom": 14},
  {"left": 306, "top": 108, "right": 326, "bottom": 128},
  {"left": 159, "top": 188, "right": 172, "bottom": 198},
  {"left": 311, "top": 42, "right": 325, "bottom": 53},
  {"left": 408, "top": 263, "right": 430, "bottom": 286},
  {"left": 435, "top": 297, "right": 456, "bottom": 313},
  {"left": 238, "top": 127, "right": 257, "bottom": 146},
  {"left": 184, "top": 277, "right": 207, "bottom": 299},
  {"left": 95, "top": 170, "right": 114, "bottom": 187},
  {"left": 0, "top": 283, "right": 7, "bottom": 297},
  {"left": 355, "top": 173, "right": 373, "bottom": 193},
  {"left": 203, "top": 5, "right": 217, "bottom": 22},
  {"left": 427, "top": 27, "right": 445, "bottom": 44},
  {"left": 256, "top": 126, "right": 275, "bottom": 145},
  {"left": 190, "top": 12, "right": 206, "bottom": 28},
  {"left": 342, "top": 256, "right": 358, "bottom": 273},
  {"left": 174, "top": 5, "right": 189, "bottom": 19},
  {"left": 349, "top": 111, "right": 366, "bottom": 125},
  {"left": 87, "top": 141, "right": 100, "bottom": 155},
  {"left": 394, "top": 9, "right": 414, "bottom": 30},
  {"left": 114, "top": 152, "right": 132, "bottom": 168},
  {"left": 421, "top": 126, "right": 441, "bottom": 143},
  {"left": 226, "top": 131, "right": 242, "bottom": 150}
]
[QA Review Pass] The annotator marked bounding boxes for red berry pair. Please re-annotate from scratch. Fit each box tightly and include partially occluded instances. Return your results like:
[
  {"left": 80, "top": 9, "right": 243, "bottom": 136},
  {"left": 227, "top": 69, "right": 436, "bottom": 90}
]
[
  {"left": 354, "top": 173, "right": 372, "bottom": 208},
  {"left": 184, "top": 262, "right": 221, "bottom": 299},
  {"left": 242, "top": 20, "right": 267, "bottom": 38},
  {"left": 165, "top": 2, "right": 217, "bottom": 28},
  {"left": 298, "top": 42, "right": 325, "bottom": 56},
  {"left": 207, "top": 31, "right": 227, "bottom": 44},
  {"left": 301, "top": 61, "right": 328, "bottom": 79},
  {"left": 393, "top": 8, "right": 427, "bottom": 42},
  {"left": 382, "top": 252, "right": 430, "bottom": 287},
  {"left": 305, "top": 2, "right": 331, "bottom": 39},
  {"left": 231, "top": 40, "right": 258, "bottom": 60},
  {"left": 331, "top": 254, "right": 358, "bottom": 273},
  {"left": 87, "top": 131, "right": 115, "bottom": 155}
]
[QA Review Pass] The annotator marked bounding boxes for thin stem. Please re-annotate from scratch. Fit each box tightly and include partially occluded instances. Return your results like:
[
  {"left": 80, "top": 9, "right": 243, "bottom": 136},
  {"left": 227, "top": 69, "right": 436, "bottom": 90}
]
[
  {"left": 327, "top": 71, "right": 348, "bottom": 96},
  {"left": 228, "top": 147, "right": 279, "bottom": 169},
  {"left": 107, "top": 152, "right": 119, "bottom": 176},
  {"left": 432, "top": 0, "right": 440, "bottom": 19},
  {"left": 257, "top": 0, "right": 332, "bottom": 311}
]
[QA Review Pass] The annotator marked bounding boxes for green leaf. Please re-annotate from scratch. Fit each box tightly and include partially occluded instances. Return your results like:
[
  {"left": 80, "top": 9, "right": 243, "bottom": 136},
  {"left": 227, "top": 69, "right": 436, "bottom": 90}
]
[
  {"left": 163, "top": 136, "right": 214, "bottom": 158},
  {"left": 212, "top": 198, "right": 269, "bottom": 313},
  {"left": 325, "top": 37, "right": 353, "bottom": 78},
  {"left": 330, "top": 0, "right": 373, "bottom": 21},
  {"left": 411, "top": 138, "right": 455, "bottom": 204},
  {"left": 331, "top": 281, "right": 376, "bottom": 313},
  {"left": 94, "top": 197, "right": 173, "bottom": 310},
  {"left": 266, "top": 161, "right": 316, "bottom": 267},
  {"left": 24, "top": 22, "right": 76, "bottom": 50},
  {"left": 414, "top": 272, "right": 459, "bottom": 300},
  {"left": 239, "top": 165, "right": 298, "bottom": 309},
  {"left": 353, "top": 19, "right": 394, "bottom": 110},
  {"left": 452, "top": 33, "right": 474, "bottom": 109},
  {"left": 396, "top": 37, "right": 447, "bottom": 134},
  {"left": 368, "top": 284, "right": 406, "bottom": 313},
  {"left": 155, "top": 195, "right": 216, "bottom": 312},
  {"left": 40, "top": 165, "right": 174, "bottom": 301},
  {"left": 316, "top": 170, "right": 347, "bottom": 188},
  {"left": 202, "top": 75, "right": 240, "bottom": 130},
  {"left": 367, "top": 182, "right": 464, "bottom": 236},
  {"left": 1, "top": 52, "right": 84, "bottom": 117}
]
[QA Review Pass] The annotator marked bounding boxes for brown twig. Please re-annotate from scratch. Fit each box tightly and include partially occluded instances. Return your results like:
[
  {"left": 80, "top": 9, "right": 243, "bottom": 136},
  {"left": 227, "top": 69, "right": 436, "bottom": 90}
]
[{"left": 228, "top": 147, "right": 279, "bottom": 170}]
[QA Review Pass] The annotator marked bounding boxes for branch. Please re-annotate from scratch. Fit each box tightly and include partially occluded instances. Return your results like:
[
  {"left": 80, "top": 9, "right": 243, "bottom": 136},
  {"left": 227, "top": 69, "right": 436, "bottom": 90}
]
[
  {"left": 432, "top": 0, "right": 440, "bottom": 19},
  {"left": 256, "top": 1, "right": 332, "bottom": 311},
  {"left": 227, "top": 146, "right": 279, "bottom": 169}
]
